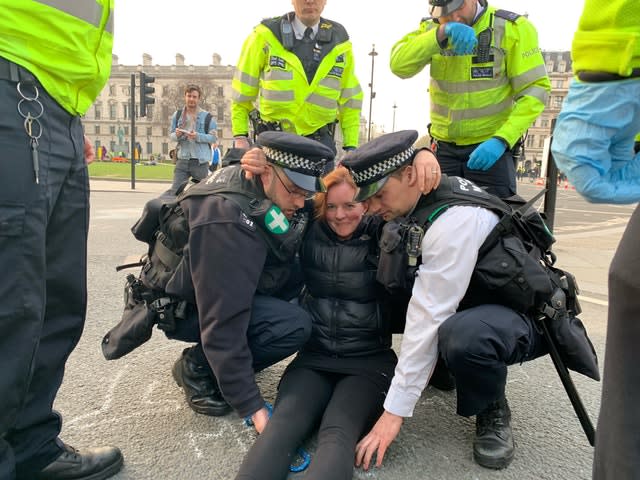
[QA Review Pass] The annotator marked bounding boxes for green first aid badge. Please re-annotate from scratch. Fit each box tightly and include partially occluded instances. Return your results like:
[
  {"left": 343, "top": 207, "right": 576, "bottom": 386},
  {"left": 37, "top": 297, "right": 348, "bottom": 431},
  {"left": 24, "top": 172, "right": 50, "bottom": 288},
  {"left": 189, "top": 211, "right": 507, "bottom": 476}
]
[{"left": 265, "top": 206, "right": 290, "bottom": 234}]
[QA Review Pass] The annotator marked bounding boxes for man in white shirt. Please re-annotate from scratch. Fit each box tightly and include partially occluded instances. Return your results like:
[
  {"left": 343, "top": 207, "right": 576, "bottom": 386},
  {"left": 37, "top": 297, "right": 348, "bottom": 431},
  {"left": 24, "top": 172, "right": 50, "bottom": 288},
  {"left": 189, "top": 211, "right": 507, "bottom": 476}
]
[{"left": 342, "top": 130, "right": 548, "bottom": 470}]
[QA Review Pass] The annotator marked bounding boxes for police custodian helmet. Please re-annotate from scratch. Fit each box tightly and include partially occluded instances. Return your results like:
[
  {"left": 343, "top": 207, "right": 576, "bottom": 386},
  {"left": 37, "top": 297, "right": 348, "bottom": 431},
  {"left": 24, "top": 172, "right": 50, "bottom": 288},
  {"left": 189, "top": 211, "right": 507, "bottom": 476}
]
[
  {"left": 342, "top": 130, "right": 419, "bottom": 202},
  {"left": 256, "top": 131, "right": 334, "bottom": 193},
  {"left": 429, "top": 0, "right": 465, "bottom": 17}
]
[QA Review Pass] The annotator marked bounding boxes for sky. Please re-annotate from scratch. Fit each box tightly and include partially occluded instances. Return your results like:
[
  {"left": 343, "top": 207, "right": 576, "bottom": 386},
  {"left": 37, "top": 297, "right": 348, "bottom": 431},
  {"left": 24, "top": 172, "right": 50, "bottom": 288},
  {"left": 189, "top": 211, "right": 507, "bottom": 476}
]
[{"left": 113, "top": 1, "right": 583, "bottom": 136}]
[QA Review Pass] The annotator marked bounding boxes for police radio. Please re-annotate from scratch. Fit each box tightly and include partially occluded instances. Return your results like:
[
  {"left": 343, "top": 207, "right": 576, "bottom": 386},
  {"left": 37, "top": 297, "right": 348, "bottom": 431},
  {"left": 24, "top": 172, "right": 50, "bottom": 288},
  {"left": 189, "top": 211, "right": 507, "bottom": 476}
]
[
  {"left": 406, "top": 224, "right": 425, "bottom": 267},
  {"left": 475, "top": 27, "right": 492, "bottom": 63}
]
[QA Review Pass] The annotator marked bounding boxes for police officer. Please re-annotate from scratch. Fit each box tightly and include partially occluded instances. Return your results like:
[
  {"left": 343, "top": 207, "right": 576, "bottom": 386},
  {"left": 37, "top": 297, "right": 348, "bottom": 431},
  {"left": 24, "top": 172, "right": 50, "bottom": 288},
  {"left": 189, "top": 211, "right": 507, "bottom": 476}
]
[
  {"left": 343, "top": 130, "right": 549, "bottom": 470},
  {"left": 169, "top": 132, "right": 333, "bottom": 434},
  {"left": 0, "top": 3, "right": 123, "bottom": 480},
  {"left": 231, "top": 0, "right": 363, "bottom": 155},
  {"left": 391, "top": 0, "right": 551, "bottom": 198}
]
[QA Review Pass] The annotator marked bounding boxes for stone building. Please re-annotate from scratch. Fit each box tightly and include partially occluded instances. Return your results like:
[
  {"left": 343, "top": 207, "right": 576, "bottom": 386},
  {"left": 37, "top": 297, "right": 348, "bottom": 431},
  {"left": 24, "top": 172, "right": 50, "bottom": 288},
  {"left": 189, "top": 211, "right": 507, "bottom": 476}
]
[
  {"left": 83, "top": 53, "right": 234, "bottom": 161},
  {"left": 522, "top": 50, "right": 573, "bottom": 173}
]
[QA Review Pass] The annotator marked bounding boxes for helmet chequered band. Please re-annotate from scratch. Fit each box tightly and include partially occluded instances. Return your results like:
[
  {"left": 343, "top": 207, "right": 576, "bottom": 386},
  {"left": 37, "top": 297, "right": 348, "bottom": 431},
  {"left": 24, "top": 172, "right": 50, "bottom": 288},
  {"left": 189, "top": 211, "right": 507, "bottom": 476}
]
[
  {"left": 351, "top": 146, "right": 416, "bottom": 185},
  {"left": 263, "top": 146, "right": 326, "bottom": 176}
]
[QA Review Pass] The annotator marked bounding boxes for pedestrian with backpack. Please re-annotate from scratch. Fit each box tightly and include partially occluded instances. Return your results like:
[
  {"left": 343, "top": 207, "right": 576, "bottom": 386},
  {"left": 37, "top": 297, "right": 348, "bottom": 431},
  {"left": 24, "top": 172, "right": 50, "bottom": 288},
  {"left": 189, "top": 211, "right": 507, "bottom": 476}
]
[{"left": 168, "top": 84, "right": 217, "bottom": 195}]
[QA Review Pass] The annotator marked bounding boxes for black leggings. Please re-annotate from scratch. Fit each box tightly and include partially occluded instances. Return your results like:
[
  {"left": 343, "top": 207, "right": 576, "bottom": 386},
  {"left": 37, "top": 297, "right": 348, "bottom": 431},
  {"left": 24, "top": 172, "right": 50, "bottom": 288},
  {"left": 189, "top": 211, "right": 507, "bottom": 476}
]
[{"left": 235, "top": 368, "right": 386, "bottom": 480}]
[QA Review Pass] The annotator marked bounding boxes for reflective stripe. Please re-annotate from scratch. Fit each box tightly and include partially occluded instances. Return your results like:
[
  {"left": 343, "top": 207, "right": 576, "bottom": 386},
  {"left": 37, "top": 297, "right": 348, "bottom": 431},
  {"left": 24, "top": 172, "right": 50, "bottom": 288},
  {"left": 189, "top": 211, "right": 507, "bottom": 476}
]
[
  {"left": 511, "top": 64, "right": 548, "bottom": 91},
  {"left": 515, "top": 84, "right": 549, "bottom": 104},
  {"left": 234, "top": 70, "right": 259, "bottom": 87},
  {"left": 492, "top": 17, "right": 506, "bottom": 78},
  {"left": 264, "top": 69, "right": 293, "bottom": 81},
  {"left": 306, "top": 93, "right": 337, "bottom": 109},
  {"left": 35, "top": 0, "right": 105, "bottom": 29},
  {"left": 432, "top": 76, "right": 508, "bottom": 93},
  {"left": 343, "top": 98, "right": 363, "bottom": 109},
  {"left": 432, "top": 97, "right": 513, "bottom": 121},
  {"left": 449, "top": 97, "right": 512, "bottom": 121},
  {"left": 319, "top": 77, "right": 340, "bottom": 90},
  {"left": 232, "top": 91, "right": 254, "bottom": 103},
  {"left": 341, "top": 85, "right": 362, "bottom": 98},
  {"left": 262, "top": 89, "right": 295, "bottom": 101},
  {"left": 105, "top": 7, "right": 114, "bottom": 34}
]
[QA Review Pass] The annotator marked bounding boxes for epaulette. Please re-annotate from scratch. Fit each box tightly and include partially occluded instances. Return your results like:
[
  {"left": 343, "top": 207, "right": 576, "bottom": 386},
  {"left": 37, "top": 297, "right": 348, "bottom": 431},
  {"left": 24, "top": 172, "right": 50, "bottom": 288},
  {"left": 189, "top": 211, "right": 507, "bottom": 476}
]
[{"left": 494, "top": 9, "right": 521, "bottom": 22}]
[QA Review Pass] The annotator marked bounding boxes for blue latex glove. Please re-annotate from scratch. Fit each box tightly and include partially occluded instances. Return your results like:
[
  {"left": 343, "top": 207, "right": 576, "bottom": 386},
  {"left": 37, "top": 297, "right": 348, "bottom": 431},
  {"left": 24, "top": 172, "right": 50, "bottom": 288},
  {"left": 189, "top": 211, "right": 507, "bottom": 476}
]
[
  {"left": 467, "top": 138, "right": 507, "bottom": 171},
  {"left": 443, "top": 22, "right": 478, "bottom": 55}
]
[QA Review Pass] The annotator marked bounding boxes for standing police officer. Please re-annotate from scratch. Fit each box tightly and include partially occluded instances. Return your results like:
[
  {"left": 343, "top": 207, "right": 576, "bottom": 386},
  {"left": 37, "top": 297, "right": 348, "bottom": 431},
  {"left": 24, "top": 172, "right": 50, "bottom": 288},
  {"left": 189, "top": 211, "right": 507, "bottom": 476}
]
[
  {"left": 391, "top": 0, "right": 550, "bottom": 198},
  {"left": 231, "top": 0, "right": 363, "bottom": 155},
  {"left": 0, "top": 2, "right": 123, "bottom": 480},
  {"left": 169, "top": 132, "right": 333, "bottom": 434},
  {"left": 343, "top": 131, "right": 550, "bottom": 470}
]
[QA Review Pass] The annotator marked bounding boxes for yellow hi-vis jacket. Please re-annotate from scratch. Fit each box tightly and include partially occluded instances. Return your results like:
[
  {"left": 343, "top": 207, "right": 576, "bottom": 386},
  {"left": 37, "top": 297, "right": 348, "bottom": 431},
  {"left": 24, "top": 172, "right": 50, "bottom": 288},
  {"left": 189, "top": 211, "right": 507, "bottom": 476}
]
[
  {"left": 0, "top": 0, "right": 114, "bottom": 116},
  {"left": 572, "top": 0, "right": 640, "bottom": 77},
  {"left": 231, "top": 16, "right": 363, "bottom": 148},
  {"left": 390, "top": 5, "right": 550, "bottom": 148}
]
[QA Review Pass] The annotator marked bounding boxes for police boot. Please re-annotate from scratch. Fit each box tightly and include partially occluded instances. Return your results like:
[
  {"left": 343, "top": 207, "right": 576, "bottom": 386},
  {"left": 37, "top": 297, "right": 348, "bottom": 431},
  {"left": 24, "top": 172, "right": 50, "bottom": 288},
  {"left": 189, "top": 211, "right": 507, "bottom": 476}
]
[
  {"left": 172, "top": 347, "right": 232, "bottom": 416},
  {"left": 33, "top": 443, "right": 123, "bottom": 480},
  {"left": 473, "top": 396, "right": 515, "bottom": 469},
  {"left": 427, "top": 355, "right": 456, "bottom": 391}
]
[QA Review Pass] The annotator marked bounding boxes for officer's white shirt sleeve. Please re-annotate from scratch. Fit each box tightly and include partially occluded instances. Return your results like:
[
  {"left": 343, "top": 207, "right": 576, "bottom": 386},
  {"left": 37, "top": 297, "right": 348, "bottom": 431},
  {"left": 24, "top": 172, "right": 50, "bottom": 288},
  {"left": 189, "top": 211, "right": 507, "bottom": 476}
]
[{"left": 384, "top": 206, "right": 499, "bottom": 417}]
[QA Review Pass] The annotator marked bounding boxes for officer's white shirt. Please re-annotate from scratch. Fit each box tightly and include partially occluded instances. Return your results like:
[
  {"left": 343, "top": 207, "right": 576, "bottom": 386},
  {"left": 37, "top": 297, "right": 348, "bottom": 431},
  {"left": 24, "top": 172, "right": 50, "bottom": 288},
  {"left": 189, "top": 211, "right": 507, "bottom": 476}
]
[
  {"left": 291, "top": 16, "right": 319, "bottom": 40},
  {"left": 384, "top": 205, "right": 499, "bottom": 417}
]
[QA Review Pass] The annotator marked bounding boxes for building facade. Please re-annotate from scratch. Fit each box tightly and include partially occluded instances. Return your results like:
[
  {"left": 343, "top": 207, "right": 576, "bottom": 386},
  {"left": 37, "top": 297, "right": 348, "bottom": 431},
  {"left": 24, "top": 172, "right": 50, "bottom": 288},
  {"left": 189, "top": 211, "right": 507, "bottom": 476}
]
[
  {"left": 83, "top": 53, "right": 235, "bottom": 161},
  {"left": 522, "top": 50, "right": 573, "bottom": 173}
]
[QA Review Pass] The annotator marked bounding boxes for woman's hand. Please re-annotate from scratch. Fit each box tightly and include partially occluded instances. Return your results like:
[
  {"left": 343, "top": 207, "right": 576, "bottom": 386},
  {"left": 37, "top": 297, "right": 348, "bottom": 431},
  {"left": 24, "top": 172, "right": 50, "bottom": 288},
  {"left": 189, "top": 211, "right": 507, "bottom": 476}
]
[
  {"left": 241, "top": 147, "right": 268, "bottom": 179},
  {"left": 355, "top": 410, "right": 403, "bottom": 470},
  {"left": 413, "top": 149, "right": 441, "bottom": 194}
]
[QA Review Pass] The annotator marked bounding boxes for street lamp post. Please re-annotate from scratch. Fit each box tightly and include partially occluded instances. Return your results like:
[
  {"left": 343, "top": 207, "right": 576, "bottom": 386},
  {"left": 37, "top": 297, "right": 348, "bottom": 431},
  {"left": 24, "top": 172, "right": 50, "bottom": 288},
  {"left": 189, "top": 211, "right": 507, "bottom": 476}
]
[
  {"left": 367, "top": 44, "right": 378, "bottom": 141},
  {"left": 392, "top": 102, "right": 397, "bottom": 132}
]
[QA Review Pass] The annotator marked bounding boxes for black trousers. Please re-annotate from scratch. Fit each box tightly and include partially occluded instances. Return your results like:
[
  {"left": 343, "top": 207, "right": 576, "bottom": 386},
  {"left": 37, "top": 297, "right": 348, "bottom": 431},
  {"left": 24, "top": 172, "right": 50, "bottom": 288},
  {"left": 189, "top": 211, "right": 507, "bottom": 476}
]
[
  {"left": 593, "top": 204, "right": 640, "bottom": 479},
  {"left": 168, "top": 295, "right": 312, "bottom": 372},
  {"left": 235, "top": 367, "right": 386, "bottom": 480},
  {"left": 435, "top": 140, "right": 517, "bottom": 198},
  {"left": 439, "top": 304, "right": 547, "bottom": 416},
  {"left": 0, "top": 61, "right": 89, "bottom": 479}
]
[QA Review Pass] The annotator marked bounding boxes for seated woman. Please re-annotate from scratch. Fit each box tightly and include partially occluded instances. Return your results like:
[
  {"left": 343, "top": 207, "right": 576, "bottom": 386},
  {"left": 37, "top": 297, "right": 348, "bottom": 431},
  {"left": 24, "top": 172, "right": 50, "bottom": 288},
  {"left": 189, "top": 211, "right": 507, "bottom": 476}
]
[{"left": 235, "top": 166, "right": 397, "bottom": 480}]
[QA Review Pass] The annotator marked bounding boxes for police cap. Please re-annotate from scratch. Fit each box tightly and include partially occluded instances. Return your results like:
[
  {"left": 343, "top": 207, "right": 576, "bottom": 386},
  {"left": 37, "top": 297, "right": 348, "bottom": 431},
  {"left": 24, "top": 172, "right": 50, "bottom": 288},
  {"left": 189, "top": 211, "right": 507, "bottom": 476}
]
[
  {"left": 342, "top": 130, "right": 418, "bottom": 202},
  {"left": 257, "top": 131, "right": 334, "bottom": 193},
  {"left": 429, "top": 0, "right": 464, "bottom": 17}
]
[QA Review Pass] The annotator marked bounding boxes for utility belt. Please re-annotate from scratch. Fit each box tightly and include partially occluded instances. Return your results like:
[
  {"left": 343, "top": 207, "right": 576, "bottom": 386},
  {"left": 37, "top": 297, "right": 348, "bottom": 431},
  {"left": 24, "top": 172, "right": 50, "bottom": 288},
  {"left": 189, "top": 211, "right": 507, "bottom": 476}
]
[
  {"left": 432, "top": 137, "right": 524, "bottom": 161},
  {"left": 577, "top": 68, "right": 640, "bottom": 83},
  {"left": 0, "top": 56, "right": 37, "bottom": 84},
  {"left": 124, "top": 273, "right": 187, "bottom": 334},
  {"left": 248, "top": 109, "right": 336, "bottom": 142}
]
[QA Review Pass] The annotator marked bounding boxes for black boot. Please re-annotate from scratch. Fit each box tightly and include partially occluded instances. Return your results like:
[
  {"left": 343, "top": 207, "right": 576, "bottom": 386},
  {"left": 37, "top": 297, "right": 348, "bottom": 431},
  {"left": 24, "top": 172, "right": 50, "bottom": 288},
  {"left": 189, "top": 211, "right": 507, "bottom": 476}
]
[
  {"left": 473, "top": 396, "right": 515, "bottom": 469},
  {"left": 34, "top": 443, "right": 123, "bottom": 480},
  {"left": 172, "top": 347, "right": 232, "bottom": 416},
  {"left": 427, "top": 355, "right": 456, "bottom": 391}
]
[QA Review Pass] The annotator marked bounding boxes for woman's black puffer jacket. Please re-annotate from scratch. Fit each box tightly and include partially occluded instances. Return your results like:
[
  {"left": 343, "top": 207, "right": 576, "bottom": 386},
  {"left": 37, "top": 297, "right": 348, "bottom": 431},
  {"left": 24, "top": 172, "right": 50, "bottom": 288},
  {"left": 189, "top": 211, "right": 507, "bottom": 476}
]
[{"left": 300, "top": 216, "right": 390, "bottom": 357}]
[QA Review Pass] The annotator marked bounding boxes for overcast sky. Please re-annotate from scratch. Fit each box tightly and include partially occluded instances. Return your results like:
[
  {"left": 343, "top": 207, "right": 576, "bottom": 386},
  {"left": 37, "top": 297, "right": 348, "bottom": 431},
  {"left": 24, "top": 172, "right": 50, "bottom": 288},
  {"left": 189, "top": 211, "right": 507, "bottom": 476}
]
[{"left": 113, "top": 1, "right": 583, "bottom": 136}]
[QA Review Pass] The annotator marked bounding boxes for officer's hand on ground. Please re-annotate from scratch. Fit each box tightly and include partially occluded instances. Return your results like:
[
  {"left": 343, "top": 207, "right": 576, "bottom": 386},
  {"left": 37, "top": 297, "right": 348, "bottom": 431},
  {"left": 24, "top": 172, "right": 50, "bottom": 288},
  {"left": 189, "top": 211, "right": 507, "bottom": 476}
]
[
  {"left": 413, "top": 149, "right": 441, "bottom": 194},
  {"left": 355, "top": 411, "right": 403, "bottom": 471},
  {"left": 240, "top": 147, "right": 268, "bottom": 179},
  {"left": 467, "top": 137, "right": 507, "bottom": 171},
  {"left": 83, "top": 135, "right": 95, "bottom": 164},
  {"left": 251, "top": 406, "right": 270, "bottom": 434},
  {"left": 443, "top": 22, "right": 478, "bottom": 55}
]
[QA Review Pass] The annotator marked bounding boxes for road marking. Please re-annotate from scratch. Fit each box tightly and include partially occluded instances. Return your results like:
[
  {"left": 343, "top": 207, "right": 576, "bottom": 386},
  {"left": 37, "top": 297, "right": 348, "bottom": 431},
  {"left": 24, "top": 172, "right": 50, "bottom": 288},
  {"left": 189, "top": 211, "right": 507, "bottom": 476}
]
[{"left": 579, "top": 294, "right": 608, "bottom": 307}]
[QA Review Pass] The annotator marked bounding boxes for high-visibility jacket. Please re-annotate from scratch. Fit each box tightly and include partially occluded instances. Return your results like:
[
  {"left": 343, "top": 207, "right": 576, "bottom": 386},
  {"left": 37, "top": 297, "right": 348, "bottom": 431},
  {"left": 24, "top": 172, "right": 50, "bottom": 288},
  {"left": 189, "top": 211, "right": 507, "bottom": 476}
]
[
  {"left": 390, "top": 5, "right": 550, "bottom": 148},
  {"left": 232, "top": 15, "right": 363, "bottom": 148},
  {"left": 0, "top": 0, "right": 114, "bottom": 116},
  {"left": 572, "top": 0, "right": 640, "bottom": 76}
]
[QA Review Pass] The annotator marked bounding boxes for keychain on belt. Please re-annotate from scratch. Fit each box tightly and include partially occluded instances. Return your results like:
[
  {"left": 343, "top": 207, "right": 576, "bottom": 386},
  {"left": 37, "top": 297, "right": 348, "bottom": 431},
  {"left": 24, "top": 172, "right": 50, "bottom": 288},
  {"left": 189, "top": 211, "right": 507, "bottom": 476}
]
[{"left": 16, "top": 82, "right": 44, "bottom": 184}]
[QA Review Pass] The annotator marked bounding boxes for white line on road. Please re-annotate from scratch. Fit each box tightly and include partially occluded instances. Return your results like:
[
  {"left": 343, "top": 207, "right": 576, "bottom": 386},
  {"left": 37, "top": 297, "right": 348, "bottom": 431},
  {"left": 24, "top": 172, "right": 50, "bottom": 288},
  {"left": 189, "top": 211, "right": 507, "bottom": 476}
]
[{"left": 579, "top": 295, "right": 608, "bottom": 307}]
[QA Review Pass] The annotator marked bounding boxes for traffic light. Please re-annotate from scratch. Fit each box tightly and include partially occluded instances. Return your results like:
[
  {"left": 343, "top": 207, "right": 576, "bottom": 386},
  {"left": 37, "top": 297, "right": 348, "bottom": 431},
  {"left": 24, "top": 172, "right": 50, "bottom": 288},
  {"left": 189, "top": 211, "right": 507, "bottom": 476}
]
[{"left": 139, "top": 72, "right": 155, "bottom": 117}]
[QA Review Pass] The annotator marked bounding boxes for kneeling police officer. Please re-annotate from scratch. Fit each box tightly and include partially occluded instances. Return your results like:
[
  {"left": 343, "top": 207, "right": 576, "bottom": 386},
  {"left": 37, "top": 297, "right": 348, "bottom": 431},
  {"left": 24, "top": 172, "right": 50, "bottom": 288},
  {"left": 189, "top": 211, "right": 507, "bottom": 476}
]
[
  {"left": 167, "top": 132, "right": 332, "bottom": 432},
  {"left": 343, "top": 131, "right": 560, "bottom": 470}
]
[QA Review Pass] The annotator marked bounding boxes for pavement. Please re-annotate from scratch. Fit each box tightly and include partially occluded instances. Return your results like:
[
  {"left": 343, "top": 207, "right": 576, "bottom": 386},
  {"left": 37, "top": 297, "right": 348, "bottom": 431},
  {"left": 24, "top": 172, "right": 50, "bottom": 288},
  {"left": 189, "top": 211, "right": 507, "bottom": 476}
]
[{"left": 48, "top": 178, "right": 629, "bottom": 480}]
